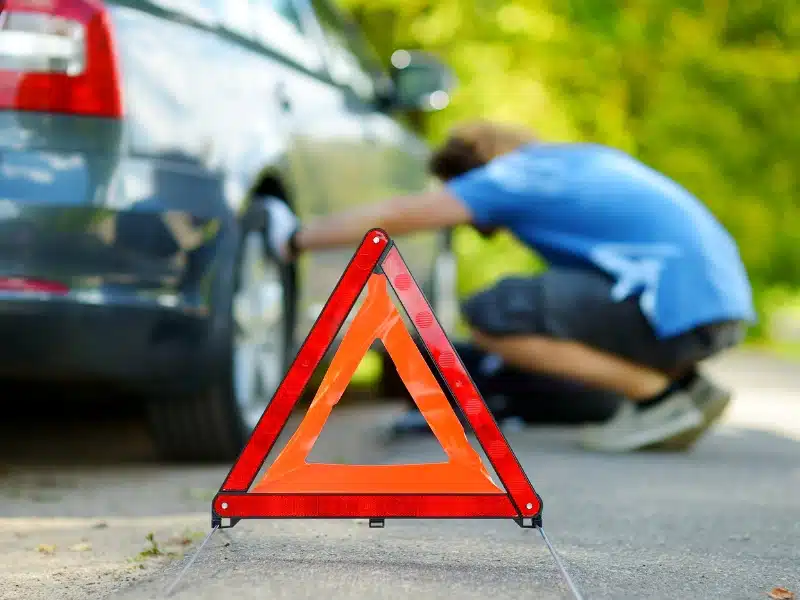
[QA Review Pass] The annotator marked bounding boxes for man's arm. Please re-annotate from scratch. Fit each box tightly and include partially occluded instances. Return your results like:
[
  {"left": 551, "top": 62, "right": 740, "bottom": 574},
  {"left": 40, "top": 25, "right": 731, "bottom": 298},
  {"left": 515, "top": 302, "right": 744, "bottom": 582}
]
[{"left": 293, "top": 189, "right": 473, "bottom": 252}]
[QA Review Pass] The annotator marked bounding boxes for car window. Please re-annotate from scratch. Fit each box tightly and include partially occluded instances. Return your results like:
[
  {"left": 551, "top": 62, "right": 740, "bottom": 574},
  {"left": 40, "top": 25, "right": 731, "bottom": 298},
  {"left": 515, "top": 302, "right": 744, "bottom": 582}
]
[
  {"left": 146, "top": 0, "right": 219, "bottom": 26},
  {"left": 267, "top": 0, "right": 304, "bottom": 33},
  {"left": 141, "top": 0, "right": 324, "bottom": 72},
  {"left": 308, "top": 0, "right": 378, "bottom": 102},
  {"left": 201, "top": 0, "right": 252, "bottom": 36},
  {"left": 249, "top": 0, "right": 326, "bottom": 71},
  {"left": 181, "top": 0, "right": 303, "bottom": 38},
  {"left": 138, "top": 0, "right": 300, "bottom": 36}
]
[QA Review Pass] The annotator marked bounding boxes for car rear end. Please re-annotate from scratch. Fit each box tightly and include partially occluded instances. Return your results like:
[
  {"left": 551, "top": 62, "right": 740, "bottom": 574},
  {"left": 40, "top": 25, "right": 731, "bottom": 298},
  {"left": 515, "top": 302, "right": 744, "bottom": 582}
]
[{"left": 0, "top": 0, "right": 218, "bottom": 392}]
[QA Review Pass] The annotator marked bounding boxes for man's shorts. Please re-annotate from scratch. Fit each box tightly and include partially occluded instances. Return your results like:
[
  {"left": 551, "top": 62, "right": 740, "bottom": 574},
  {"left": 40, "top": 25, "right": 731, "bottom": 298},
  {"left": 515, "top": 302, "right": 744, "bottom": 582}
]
[{"left": 460, "top": 268, "right": 746, "bottom": 373}]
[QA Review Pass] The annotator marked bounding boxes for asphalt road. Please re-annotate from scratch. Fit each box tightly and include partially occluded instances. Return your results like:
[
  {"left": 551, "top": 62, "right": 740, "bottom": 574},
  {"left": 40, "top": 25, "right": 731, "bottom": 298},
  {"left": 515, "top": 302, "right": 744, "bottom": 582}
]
[{"left": 1, "top": 349, "right": 798, "bottom": 600}]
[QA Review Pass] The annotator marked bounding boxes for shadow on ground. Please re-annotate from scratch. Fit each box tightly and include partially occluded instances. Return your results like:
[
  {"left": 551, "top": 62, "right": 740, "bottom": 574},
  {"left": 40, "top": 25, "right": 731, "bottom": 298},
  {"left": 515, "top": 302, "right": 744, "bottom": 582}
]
[{"left": 0, "top": 383, "right": 156, "bottom": 467}]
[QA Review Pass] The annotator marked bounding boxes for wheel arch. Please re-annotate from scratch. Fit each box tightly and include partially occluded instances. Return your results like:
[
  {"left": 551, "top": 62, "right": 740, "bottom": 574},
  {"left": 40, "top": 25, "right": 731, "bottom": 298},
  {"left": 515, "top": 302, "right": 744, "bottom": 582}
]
[
  {"left": 239, "top": 166, "right": 296, "bottom": 230},
  {"left": 239, "top": 167, "right": 299, "bottom": 351},
  {"left": 242, "top": 168, "right": 298, "bottom": 300},
  {"left": 252, "top": 173, "right": 294, "bottom": 209}
]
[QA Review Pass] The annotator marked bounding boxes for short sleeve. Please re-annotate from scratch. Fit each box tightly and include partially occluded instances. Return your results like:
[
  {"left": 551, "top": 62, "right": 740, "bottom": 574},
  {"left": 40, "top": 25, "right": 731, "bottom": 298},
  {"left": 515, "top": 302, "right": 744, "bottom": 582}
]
[{"left": 445, "top": 146, "right": 570, "bottom": 227}]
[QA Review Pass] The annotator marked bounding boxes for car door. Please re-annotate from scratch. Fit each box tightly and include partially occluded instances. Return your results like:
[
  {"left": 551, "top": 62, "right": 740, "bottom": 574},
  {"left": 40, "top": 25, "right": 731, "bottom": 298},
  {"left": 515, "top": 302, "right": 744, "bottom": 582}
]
[
  {"left": 301, "top": 3, "right": 449, "bottom": 326},
  {"left": 303, "top": 0, "right": 393, "bottom": 213},
  {"left": 194, "top": 0, "right": 375, "bottom": 339},
  {"left": 280, "top": 0, "right": 392, "bottom": 324},
  {"left": 247, "top": 0, "right": 371, "bottom": 216}
]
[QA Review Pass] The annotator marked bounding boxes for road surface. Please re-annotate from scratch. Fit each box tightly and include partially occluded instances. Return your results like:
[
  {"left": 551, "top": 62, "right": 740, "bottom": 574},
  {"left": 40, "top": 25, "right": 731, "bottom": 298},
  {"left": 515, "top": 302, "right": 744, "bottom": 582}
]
[{"left": 0, "top": 350, "right": 798, "bottom": 600}]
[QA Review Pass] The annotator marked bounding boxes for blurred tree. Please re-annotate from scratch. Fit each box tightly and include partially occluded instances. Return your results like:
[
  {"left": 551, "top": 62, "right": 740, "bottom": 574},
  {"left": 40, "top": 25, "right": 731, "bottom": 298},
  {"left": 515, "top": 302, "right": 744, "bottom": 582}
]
[{"left": 338, "top": 0, "right": 800, "bottom": 338}]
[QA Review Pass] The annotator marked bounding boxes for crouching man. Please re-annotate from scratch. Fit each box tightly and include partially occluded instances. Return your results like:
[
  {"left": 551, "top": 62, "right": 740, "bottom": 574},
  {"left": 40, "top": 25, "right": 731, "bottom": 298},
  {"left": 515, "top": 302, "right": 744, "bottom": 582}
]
[{"left": 262, "top": 121, "right": 756, "bottom": 452}]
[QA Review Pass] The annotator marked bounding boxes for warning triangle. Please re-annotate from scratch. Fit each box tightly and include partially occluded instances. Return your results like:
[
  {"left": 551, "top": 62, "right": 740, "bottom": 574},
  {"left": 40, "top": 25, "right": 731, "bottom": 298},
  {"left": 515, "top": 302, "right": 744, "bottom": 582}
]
[
  {"left": 254, "top": 274, "right": 498, "bottom": 494},
  {"left": 214, "top": 229, "right": 542, "bottom": 525}
]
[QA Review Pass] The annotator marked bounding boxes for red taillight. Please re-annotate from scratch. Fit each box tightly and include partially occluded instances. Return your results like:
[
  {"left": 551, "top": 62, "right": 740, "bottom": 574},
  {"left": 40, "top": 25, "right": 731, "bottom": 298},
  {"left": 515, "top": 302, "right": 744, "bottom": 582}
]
[
  {"left": 0, "top": 0, "right": 123, "bottom": 118},
  {"left": 0, "top": 276, "right": 70, "bottom": 295}
]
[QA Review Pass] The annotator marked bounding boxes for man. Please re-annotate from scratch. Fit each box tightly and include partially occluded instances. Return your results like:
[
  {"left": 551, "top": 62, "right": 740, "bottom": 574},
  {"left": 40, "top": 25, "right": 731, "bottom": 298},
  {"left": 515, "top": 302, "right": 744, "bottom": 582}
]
[{"left": 263, "top": 121, "right": 756, "bottom": 452}]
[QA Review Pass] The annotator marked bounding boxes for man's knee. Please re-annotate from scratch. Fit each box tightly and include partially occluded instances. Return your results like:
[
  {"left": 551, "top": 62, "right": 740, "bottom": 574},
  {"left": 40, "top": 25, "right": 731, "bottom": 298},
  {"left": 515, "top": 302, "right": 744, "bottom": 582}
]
[{"left": 461, "top": 289, "right": 497, "bottom": 336}]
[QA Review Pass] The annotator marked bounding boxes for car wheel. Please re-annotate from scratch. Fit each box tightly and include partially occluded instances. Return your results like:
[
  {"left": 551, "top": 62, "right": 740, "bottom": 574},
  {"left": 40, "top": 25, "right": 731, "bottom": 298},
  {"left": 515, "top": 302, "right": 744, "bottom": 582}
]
[
  {"left": 230, "top": 229, "right": 295, "bottom": 432},
  {"left": 148, "top": 218, "right": 295, "bottom": 462}
]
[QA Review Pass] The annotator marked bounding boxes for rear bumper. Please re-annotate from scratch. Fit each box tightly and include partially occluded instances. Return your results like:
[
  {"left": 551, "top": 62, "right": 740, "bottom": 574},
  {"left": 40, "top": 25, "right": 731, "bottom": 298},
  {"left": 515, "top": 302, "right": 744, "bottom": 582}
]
[{"left": 0, "top": 294, "right": 215, "bottom": 393}]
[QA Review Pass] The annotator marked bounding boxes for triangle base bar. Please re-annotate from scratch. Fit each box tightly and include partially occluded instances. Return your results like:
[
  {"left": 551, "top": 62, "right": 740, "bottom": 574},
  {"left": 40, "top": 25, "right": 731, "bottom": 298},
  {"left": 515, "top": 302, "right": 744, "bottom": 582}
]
[{"left": 214, "top": 493, "right": 525, "bottom": 519}]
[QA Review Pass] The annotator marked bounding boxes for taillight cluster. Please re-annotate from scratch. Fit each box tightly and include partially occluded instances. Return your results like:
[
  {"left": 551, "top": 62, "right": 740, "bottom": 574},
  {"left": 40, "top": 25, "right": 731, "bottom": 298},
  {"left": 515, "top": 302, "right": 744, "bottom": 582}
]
[{"left": 0, "top": 0, "right": 123, "bottom": 117}]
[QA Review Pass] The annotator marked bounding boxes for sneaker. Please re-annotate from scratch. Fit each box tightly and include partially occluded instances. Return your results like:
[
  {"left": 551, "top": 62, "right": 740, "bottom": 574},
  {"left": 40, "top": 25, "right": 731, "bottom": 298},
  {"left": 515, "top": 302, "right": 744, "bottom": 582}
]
[
  {"left": 579, "top": 389, "right": 703, "bottom": 452},
  {"left": 648, "top": 374, "right": 732, "bottom": 451}
]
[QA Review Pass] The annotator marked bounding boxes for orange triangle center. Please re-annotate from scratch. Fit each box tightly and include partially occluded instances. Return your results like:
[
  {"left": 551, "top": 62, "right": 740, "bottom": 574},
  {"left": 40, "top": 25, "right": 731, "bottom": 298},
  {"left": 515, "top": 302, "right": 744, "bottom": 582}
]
[{"left": 252, "top": 274, "right": 502, "bottom": 495}]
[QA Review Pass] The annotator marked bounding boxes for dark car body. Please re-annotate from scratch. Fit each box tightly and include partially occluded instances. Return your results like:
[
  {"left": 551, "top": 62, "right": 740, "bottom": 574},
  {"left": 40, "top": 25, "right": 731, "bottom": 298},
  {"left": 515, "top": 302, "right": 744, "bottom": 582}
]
[{"left": 0, "top": 0, "right": 457, "bottom": 460}]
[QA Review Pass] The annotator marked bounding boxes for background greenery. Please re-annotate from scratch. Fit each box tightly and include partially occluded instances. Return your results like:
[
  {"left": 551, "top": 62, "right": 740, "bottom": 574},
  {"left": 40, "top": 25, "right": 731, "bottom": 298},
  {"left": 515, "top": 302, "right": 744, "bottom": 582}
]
[{"left": 338, "top": 0, "right": 799, "bottom": 344}]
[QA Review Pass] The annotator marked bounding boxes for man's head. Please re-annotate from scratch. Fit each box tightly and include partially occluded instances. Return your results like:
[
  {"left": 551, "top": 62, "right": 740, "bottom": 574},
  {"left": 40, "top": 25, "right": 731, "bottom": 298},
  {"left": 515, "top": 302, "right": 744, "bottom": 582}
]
[
  {"left": 428, "top": 120, "right": 537, "bottom": 182},
  {"left": 429, "top": 120, "right": 536, "bottom": 237}
]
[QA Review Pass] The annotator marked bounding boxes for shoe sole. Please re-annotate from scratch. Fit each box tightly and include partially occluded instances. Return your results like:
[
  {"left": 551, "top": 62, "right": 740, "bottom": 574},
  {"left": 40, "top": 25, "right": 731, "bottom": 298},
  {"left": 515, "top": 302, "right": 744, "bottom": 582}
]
[
  {"left": 645, "top": 390, "right": 732, "bottom": 452},
  {"left": 580, "top": 409, "right": 703, "bottom": 453}
]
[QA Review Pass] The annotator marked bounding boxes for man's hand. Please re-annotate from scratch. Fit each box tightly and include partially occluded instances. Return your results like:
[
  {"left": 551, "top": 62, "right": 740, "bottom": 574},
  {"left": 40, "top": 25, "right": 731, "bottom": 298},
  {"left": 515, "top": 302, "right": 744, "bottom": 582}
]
[{"left": 263, "top": 197, "right": 299, "bottom": 262}]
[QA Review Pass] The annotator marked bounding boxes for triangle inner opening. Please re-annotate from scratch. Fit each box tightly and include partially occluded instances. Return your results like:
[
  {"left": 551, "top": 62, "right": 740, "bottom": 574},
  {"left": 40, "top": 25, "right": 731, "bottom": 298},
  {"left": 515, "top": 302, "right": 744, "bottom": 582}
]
[{"left": 308, "top": 338, "right": 447, "bottom": 465}]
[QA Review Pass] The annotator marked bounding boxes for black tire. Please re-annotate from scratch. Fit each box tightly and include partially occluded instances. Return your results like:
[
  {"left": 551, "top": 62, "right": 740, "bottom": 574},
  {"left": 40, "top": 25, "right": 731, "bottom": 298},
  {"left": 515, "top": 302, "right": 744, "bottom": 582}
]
[{"left": 147, "top": 197, "right": 296, "bottom": 462}]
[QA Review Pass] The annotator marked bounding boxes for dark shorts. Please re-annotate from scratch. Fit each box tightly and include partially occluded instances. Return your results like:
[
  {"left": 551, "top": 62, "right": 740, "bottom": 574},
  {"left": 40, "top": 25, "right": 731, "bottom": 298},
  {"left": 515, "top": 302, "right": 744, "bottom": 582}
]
[{"left": 461, "top": 268, "right": 746, "bottom": 373}]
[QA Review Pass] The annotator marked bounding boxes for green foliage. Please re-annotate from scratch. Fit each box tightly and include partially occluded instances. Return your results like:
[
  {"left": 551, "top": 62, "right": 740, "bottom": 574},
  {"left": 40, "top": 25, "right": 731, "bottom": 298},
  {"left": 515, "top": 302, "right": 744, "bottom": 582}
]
[{"left": 338, "top": 0, "right": 799, "bottom": 338}]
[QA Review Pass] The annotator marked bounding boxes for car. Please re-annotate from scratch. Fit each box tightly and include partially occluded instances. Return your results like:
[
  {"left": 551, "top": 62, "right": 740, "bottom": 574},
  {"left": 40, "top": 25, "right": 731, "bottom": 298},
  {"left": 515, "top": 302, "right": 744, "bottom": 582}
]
[{"left": 0, "top": 0, "right": 460, "bottom": 461}]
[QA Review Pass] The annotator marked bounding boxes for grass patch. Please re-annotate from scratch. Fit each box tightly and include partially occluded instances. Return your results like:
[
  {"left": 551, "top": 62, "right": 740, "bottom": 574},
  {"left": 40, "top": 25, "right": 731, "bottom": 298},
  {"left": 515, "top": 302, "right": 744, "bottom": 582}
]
[{"left": 131, "top": 533, "right": 179, "bottom": 562}]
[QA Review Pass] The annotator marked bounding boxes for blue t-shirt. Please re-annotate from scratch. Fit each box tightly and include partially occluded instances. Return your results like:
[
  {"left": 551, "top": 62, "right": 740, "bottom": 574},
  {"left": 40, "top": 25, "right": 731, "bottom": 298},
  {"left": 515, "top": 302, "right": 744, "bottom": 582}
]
[{"left": 446, "top": 142, "right": 756, "bottom": 339}]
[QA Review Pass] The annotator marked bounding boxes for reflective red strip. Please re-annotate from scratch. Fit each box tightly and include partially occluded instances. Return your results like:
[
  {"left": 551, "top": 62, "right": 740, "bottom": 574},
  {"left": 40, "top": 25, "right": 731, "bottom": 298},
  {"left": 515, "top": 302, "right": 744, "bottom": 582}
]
[{"left": 214, "top": 493, "right": 518, "bottom": 519}]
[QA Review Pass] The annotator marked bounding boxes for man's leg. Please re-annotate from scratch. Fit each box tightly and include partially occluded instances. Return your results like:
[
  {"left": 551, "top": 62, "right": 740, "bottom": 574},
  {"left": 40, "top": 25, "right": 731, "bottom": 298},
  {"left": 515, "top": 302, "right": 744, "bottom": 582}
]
[
  {"left": 469, "top": 330, "right": 671, "bottom": 401},
  {"left": 460, "top": 270, "right": 734, "bottom": 452},
  {"left": 387, "top": 340, "right": 622, "bottom": 437},
  {"left": 464, "top": 348, "right": 623, "bottom": 425},
  {"left": 650, "top": 323, "right": 743, "bottom": 450}
]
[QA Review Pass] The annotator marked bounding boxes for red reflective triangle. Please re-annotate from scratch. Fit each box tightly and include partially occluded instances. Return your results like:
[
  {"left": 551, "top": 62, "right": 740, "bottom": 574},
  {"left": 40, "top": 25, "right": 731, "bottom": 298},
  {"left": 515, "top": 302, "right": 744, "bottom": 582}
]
[{"left": 214, "top": 229, "right": 542, "bottom": 524}]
